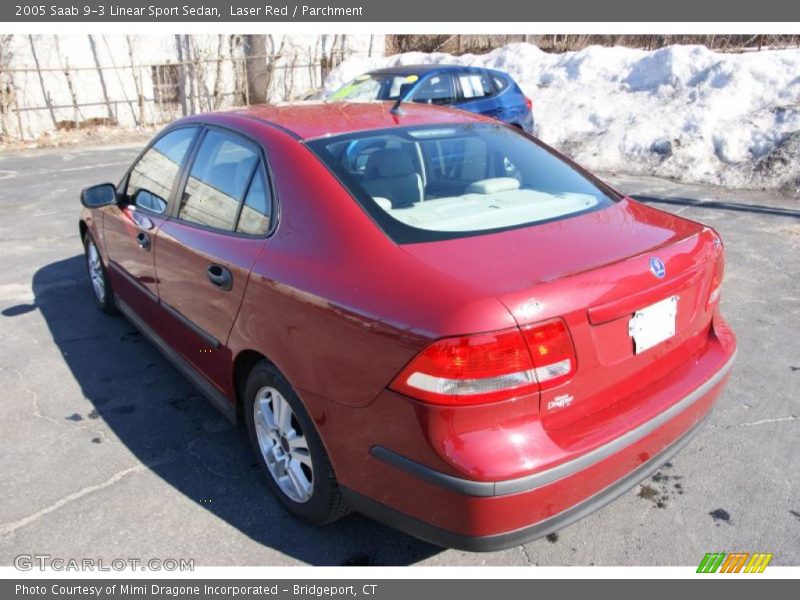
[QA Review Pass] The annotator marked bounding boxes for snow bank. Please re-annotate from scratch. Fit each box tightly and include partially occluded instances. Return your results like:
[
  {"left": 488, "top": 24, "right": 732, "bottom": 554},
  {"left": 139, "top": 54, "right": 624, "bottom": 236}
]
[{"left": 323, "top": 43, "right": 800, "bottom": 190}]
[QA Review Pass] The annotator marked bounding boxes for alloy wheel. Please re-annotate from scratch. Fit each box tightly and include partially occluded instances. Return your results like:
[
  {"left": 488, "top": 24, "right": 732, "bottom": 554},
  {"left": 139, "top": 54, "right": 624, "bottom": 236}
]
[
  {"left": 87, "top": 240, "right": 105, "bottom": 303},
  {"left": 253, "top": 386, "right": 314, "bottom": 503}
]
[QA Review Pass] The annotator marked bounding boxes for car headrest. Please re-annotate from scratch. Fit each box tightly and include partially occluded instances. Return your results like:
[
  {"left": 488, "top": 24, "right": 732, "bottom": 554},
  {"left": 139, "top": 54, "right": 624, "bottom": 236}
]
[
  {"left": 397, "top": 83, "right": 413, "bottom": 98},
  {"left": 365, "top": 148, "right": 416, "bottom": 179},
  {"left": 465, "top": 177, "right": 521, "bottom": 195}
]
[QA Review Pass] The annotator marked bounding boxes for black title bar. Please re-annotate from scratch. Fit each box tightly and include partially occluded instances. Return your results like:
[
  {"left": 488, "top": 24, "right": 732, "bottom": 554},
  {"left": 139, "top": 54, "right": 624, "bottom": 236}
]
[{"left": 5, "top": 0, "right": 800, "bottom": 22}]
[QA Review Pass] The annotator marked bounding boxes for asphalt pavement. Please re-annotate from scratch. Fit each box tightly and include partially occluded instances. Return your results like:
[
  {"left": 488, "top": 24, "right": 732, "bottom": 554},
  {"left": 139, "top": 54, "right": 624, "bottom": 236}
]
[{"left": 0, "top": 143, "right": 797, "bottom": 566}]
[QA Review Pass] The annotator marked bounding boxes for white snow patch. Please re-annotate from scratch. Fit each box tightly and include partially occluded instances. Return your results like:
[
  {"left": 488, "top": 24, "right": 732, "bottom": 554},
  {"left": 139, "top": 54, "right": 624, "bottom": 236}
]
[{"left": 323, "top": 43, "right": 800, "bottom": 190}]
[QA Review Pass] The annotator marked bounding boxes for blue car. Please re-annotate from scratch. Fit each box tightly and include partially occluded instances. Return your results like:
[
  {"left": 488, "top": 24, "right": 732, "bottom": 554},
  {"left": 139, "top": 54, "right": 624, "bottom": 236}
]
[{"left": 328, "top": 64, "right": 535, "bottom": 134}]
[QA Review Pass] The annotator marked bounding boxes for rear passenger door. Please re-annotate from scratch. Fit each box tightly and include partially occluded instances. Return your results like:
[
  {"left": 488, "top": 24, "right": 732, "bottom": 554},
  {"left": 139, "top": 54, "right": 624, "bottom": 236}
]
[{"left": 154, "top": 127, "right": 274, "bottom": 391}]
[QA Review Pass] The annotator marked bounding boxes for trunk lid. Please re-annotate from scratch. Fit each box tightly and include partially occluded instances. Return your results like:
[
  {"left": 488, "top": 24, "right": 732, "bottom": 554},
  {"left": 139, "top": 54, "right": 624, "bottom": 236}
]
[{"left": 402, "top": 198, "right": 721, "bottom": 428}]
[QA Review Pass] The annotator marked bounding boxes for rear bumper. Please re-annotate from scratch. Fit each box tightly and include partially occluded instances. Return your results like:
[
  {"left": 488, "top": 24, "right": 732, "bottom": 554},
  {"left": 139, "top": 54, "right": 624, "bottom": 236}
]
[
  {"left": 342, "top": 410, "right": 709, "bottom": 552},
  {"left": 521, "top": 110, "right": 535, "bottom": 134},
  {"left": 369, "top": 349, "right": 735, "bottom": 499},
  {"left": 333, "top": 333, "right": 735, "bottom": 550}
]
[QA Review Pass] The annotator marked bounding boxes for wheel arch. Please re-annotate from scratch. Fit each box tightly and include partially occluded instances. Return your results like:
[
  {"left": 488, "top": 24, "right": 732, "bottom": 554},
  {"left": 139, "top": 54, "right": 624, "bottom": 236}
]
[
  {"left": 232, "top": 349, "right": 268, "bottom": 421},
  {"left": 79, "top": 219, "right": 88, "bottom": 242},
  {"left": 231, "top": 347, "right": 339, "bottom": 469}
]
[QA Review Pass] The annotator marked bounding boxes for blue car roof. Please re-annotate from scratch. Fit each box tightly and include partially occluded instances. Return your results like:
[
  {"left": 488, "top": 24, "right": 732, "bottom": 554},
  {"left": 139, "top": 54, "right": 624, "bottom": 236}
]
[{"left": 368, "top": 64, "right": 492, "bottom": 77}]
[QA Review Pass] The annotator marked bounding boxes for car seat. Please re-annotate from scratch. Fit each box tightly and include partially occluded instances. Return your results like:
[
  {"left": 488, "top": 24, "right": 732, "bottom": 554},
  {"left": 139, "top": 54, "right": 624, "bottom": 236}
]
[{"left": 361, "top": 148, "right": 423, "bottom": 209}]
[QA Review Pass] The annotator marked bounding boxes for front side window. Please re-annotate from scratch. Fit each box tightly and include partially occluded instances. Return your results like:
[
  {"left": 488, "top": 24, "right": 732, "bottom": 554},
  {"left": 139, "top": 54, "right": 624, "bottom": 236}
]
[
  {"left": 328, "top": 73, "right": 419, "bottom": 102},
  {"left": 178, "top": 131, "right": 259, "bottom": 231},
  {"left": 126, "top": 127, "right": 197, "bottom": 214},
  {"left": 410, "top": 74, "right": 456, "bottom": 105},
  {"left": 308, "top": 124, "right": 616, "bottom": 243}
]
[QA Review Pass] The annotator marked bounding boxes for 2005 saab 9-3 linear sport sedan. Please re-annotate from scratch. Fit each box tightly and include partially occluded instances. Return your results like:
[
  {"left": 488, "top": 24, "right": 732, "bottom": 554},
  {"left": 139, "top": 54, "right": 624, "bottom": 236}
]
[{"left": 79, "top": 102, "right": 736, "bottom": 551}]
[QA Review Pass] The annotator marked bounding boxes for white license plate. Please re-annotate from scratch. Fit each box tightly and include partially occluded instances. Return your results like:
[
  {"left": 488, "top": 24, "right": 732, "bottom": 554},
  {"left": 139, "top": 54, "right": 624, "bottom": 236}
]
[{"left": 628, "top": 296, "right": 678, "bottom": 354}]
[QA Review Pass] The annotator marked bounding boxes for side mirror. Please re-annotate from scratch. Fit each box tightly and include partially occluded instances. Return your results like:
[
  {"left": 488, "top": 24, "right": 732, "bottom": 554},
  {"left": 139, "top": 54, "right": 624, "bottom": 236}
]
[
  {"left": 132, "top": 188, "right": 168, "bottom": 215},
  {"left": 81, "top": 183, "right": 117, "bottom": 208}
]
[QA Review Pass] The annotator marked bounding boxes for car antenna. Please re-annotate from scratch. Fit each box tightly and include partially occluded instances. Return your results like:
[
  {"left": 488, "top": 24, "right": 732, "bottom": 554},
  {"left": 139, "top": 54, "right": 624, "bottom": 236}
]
[{"left": 389, "top": 96, "right": 405, "bottom": 116}]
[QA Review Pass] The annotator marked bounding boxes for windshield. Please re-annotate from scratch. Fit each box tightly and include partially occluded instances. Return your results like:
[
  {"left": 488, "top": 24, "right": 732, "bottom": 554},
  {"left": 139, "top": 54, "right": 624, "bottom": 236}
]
[
  {"left": 328, "top": 73, "right": 420, "bottom": 101},
  {"left": 307, "top": 124, "right": 617, "bottom": 243}
]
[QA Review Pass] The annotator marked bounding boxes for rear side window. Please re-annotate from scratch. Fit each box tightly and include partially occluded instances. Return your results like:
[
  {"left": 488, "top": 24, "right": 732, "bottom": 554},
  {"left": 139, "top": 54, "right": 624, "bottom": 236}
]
[
  {"left": 457, "top": 72, "right": 494, "bottom": 100},
  {"left": 178, "top": 131, "right": 259, "bottom": 231},
  {"left": 126, "top": 127, "right": 197, "bottom": 214},
  {"left": 492, "top": 75, "right": 509, "bottom": 93},
  {"left": 236, "top": 168, "right": 272, "bottom": 235}
]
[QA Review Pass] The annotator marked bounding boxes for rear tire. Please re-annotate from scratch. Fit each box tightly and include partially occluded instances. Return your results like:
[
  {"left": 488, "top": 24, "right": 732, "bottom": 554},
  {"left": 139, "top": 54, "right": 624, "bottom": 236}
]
[
  {"left": 244, "top": 360, "right": 349, "bottom": 525},
  {"left": 83, "top": 231, "right": 116, "bottom": 315}
]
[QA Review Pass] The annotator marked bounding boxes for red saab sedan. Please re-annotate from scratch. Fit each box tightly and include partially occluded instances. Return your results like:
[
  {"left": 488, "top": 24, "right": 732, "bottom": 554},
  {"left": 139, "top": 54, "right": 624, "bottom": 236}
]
[{"left": 79, "top": 102, "right": 736, "bottom": 551}]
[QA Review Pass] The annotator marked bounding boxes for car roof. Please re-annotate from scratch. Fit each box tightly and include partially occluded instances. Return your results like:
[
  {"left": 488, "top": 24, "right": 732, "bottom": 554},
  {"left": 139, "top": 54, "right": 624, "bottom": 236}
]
[
  {"left": 221, "top": 101, "right": 490, "bottom": 140},
  {"left": 367, "top": 63, "right": 485, "bottom": 76}
]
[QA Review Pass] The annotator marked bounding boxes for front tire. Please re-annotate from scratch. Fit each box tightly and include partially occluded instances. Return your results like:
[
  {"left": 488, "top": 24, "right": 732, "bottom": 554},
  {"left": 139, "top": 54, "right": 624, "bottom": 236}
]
[
  {"left": 244, "top": 360, "right": 349, "bottom": 525},
  {"left": 83, "top": 232, "right": 116, "bottom": 314}
]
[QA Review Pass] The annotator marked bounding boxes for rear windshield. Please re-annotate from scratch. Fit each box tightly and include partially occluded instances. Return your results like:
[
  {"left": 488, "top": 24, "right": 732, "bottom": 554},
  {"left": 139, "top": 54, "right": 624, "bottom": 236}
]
[
  {"left": 328, "top": 73, "right": 419, "bottom": 102},
  {"left": 306, "top": 123, "right": 617, "bottom": 244}
]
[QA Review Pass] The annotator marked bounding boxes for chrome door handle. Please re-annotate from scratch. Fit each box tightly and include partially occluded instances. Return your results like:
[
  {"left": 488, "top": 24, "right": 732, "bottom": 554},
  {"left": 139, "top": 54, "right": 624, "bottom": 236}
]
[
  {"left": 132, "top": 212, "right": 154, "bottom": 230},
  {"left": 136, "top": 232, "right": 150, "bottom": 250},
  {"left": 206, "top": 264, "right": 232, "bottom": 291}
]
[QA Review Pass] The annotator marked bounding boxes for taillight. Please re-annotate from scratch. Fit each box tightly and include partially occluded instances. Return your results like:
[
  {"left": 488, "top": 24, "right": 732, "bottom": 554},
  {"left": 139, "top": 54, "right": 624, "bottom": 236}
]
[
  {"left": 521, "top": 318, "right": 576, "bottom": 390},
  {"left": 389, "top": 319, "right": 576, "bottom": 406},
  {"left": 525, "top": 96, "right": 533, "bottom": 110},
  {"left": 389, "top": 328, "right": 536, "bottom": 405},
  {"left": 707, "top": 252, "right": 725, "bottom": 309}
]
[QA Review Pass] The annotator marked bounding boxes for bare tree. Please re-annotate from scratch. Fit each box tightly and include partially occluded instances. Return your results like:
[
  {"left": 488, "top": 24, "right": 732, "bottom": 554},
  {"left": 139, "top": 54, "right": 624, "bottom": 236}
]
[
  {"left": 100, "top": 35, "right": 137, "bottom": 124},
  {"left": 87, "top": 34, "right": 115, "bottom": 121},
  {"left": 27, "top": 35, "right": 57, "bottom": 128},
  {"left": 174, "top": 34, "right": 188, "bottom": 116},
  {"left": 211, "top": 35, "right": 225, "bottom": 109},
  {"left": 52, "top": 36, "right": 83, "bottom": 127},
  {"left": 0, "top": 35, "right": 15, "bottom": 138},
  {"left": 229, "top": 35, "right": 247, "bottom": 106},
  {"left": 188, "top": 36, "right": 212, "bottom": 112},
  {"left": 265, "top": 36, "right": 286, "bottom": 102},
  {"left": 244, "top": 34, "right": 268, "bottom": 103},
  {"left": 183, "top": 35, "right": 196, "bottom": 114},
  {"left": 125, "top": 35, "right": 146, "bottom": 127},
  {"left": 386, "top": 33, "right": 800, "bottom": 56}
]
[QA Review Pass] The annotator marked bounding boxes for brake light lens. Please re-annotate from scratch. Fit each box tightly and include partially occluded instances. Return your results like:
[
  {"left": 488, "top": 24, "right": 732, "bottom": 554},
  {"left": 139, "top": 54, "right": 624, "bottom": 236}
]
[
  {"left": 521, "top": 318, "right": 576, "bottom": 389},
  {"left": 525, "top": 96, "right": 533, "bottom": 110},
  {"left": 707, "top": 252, "right": 725, "bottom": 309},
  {"left": 389, "top": 319, "right": 576, "bottom": 405}
]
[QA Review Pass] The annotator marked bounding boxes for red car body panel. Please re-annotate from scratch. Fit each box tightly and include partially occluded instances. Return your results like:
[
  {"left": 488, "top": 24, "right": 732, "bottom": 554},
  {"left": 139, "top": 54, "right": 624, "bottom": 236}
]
[
  {"left": 102, "top": 203, "right": 167, "bottom": 323},
  {"left": 154, "top": 220, "right": 266, "bottom": 392},
  {"left": 230, "top": 101, "right": 490, "bottom": 139},
  {"left": 80, "top": 102, "right": 737, "bottom": 550}
]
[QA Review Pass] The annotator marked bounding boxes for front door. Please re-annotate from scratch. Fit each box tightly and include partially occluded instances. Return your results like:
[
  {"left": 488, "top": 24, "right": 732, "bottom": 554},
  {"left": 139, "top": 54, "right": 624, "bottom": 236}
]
[
  {"left": 154, "top": 128, "right": 273, "bottom": 392},
  {"left": 103, "top": 126, "right": 198, "bottom": 324}
]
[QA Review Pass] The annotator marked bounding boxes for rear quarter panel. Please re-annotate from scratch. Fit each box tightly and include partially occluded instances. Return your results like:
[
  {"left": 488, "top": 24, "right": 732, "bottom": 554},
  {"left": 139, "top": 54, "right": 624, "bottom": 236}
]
[{"left": 221, "top": 116, "right": 517, "bottom": 409}]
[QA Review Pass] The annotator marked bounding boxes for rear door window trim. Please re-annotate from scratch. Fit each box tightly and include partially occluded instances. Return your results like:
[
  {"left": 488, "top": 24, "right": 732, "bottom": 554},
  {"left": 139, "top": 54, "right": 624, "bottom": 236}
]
[{"left": 167, "top": 123, "right": 278, "bottom": 239}]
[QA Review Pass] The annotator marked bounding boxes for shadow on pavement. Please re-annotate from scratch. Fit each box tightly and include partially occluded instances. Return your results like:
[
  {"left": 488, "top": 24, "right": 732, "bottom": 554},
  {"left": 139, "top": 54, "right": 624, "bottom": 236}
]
[{"left": 17, "top": 254, "right": 442, "bottom": 566}]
